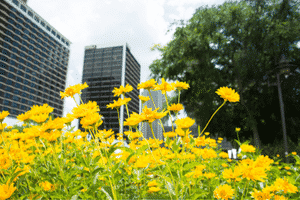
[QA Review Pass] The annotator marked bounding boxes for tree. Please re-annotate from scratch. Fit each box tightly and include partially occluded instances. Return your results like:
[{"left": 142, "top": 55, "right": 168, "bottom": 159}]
[{"left": 148, "top": 0, "right": 300, "bottom": 151}]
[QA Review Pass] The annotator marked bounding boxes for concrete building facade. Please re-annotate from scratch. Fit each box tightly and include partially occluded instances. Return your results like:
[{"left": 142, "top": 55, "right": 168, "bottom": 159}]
[{"left": 0, "top": 0, "right": 71, "bottom": 119}]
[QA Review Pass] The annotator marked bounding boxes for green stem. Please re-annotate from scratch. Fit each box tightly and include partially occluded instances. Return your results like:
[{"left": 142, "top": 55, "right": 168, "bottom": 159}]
[
  {"left": 199, "top": 100, "right": 227, "bottom": 137},
  {"left": 241, "top": 179, "right": 250, "bottom": 200}
]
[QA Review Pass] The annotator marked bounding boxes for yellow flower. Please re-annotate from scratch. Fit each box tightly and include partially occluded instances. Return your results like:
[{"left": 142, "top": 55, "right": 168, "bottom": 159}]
[
  {"left": 28, "top": 104, "right": 54, "bottom": 116},
  {"left": 292, "top": 152, "right": 297, "bottom": 155},
  {"left": 163, "top": 131, "right": 177, "bottom": 138},
  {"left": 136, "top": 156, "right": 149, "bottom": 168},
  {"left": 40, "top": 181, "right": 55, "bottom": 191},
  {"left": 204, "top": 132, "right": 210, "bottom": 135},
  {"left": 284, "top": 166, "right": 290, "bottom": 170},
  {"left": 219, "top": 152, "right": 229, "bottom": 159},
  {"left": 0, "top": 181, "right": 16, "bottom": 200},
  {"left": 250, "top": 188, "right": 274, "bottom": 200},
  {"left": 216, "top": 86, "right": 240, "bottom": 102},
  {"left": 272, "top": 177, "right": 298, "bottom": 194},
  {"left": 213, "top": 184, "right": 235, "bottom": 200},
  {"left": 30, "top": 113, "right": 50, "bottom": 124},
  {"left": 274, "top": 195, "right": 288, "bottom": 200},
  {"left": 106, "top": 98, "right": 131, "bottom": 110},
  {"left": 147, "top": 180, "right": 158, "bottom": 187},
  {"left": 153, "top": 78, "right": 175, "bottom": 94},
  {"left": 139, "top": 95, "right": 150, "bottom": 103},
  {"left": 137, "top": 79, "right": 157, "bottom": 91},
  {"left": 140, "top": 105, "right": 168, "bottom": 123},
  {"left": 236, "top": 127, "right": 241, "bottom": 132},
  {"left": 123, "top": 112, "right": 145, "bottom": 127},
  {"left": 81, "top": 188, "right": 87, "bottom": 192},
  {"left": 240, "top": 144, "right": 256, "bottom": 153},
  {"left": 0, "top": 111, "right": 9, "bottom": 123},
  {"left": 72, "top": 101, "right": 100, "bottom": 119},
  {"left": 112, "top": 84, "right": 133, "bottom": 97},
  {"left": 80, "top": 112, "right": 102, "bottom": 129},
  {"left": 148, "top": 187, "right": 161, "bottom": 193},
  {"left": 167, "top": 103, "right": 184, "bottom": 114},
  {"left": 60, "top": 82, "right": 88, "bottom": 99},
  {"left": 96, "top": 129, "right": 115, "bottom": 139},
  {"left": 172, "top": 80, "right": 190, "bottom": 92},
  {"left": 175, "top": 117, "right": 195, "bottom": 130},
  {"left": 277, "top": 154, "right": 280, "bottom": 157},
  {"left": 221, "top": 163, "right": 228, "bottom": 168},
  {"left": 17, "top": 112, "right": 32, "bottom": 123},
  {"left": 6, "top": 126, "right": 12, "bottom": 129}
]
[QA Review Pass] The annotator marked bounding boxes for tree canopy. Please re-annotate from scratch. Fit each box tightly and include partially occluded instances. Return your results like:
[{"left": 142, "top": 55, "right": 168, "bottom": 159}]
[{"left": 148, "top": 0, "right": 300, "bottom": 151}]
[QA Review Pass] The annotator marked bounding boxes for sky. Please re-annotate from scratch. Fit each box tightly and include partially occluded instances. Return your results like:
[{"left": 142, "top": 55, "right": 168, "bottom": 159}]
[{"left": 3, "top": 0, "right": 229, "bottom": 130}]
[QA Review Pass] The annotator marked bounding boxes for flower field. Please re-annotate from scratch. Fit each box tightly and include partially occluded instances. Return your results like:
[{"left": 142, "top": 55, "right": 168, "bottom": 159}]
[{"left": 0, "top": 78, "right": 299, "bottom": 200}]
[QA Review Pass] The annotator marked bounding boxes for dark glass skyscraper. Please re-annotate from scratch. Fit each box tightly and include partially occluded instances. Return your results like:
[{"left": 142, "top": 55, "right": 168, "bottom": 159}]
[
  {"left": 0, "top": 0, "right": 71, "bottom": 119},
  {"left": 78, "top": 43, "right": 141, "bottom": 136}
]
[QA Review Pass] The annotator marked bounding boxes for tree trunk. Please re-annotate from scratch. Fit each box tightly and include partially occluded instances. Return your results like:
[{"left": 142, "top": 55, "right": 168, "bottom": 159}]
[{"left": 233, "top": 53, "right": 262, "bottom": 151}]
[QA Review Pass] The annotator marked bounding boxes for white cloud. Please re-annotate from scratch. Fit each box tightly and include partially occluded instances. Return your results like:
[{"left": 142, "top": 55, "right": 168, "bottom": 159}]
[{"left": 2, "top": 0, "right": 228, "bottom": 130}]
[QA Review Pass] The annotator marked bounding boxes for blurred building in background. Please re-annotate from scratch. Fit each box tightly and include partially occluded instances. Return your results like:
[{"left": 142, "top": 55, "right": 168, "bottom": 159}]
[
  {"left": 0, "top": 0, "right": 71, "bottom": 120},
  {"left": 78, "top": 43, "right": 141, "bottom": 136},
  {"left": 140, "top": 88, "right": 167, "bottom": 140}
]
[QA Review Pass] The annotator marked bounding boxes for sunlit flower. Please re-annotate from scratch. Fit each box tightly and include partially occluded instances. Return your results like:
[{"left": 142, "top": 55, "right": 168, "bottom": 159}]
[
  {"left": 0, "top": 181, "right": 16, "bottom": 200},
  {"left": 153, "top": 78, "right": 175, "bottom": 94},
  {"left": 236, "top": 127, "right": 241, "bottom": 132},
  {"left": 292, "top": 152, "right": 297, "bottom": 156},
  {"left": 216, "top": 86, "right": 240, "bottom": 102},
  {"left": 240, "top": 144, "right": 256, "bottom": 153},
  {"left": 163, "top": 131, "right": 177, "bottom": 138},
  {"left": 147, "top": 180, "right": 158, "bottom": 187},
  {"left": 272, "top": 177, "right": 298, "bottom": 194},
  {"left": 167, "top": 103, "right": 184, "bottom": 114},
  {"left": 213, "top": 184, "right": 235, "bottom": 200},
  {"left": 30, "top": 113, "right": 50, "bottom": 124},
  {"left": 106, "top": 98, "right": 131, "bottom": 110},
  {"left": 0, "top": 111, "right": 9, "bottom": 123},
  {"left": 112, "top": 84, "right": 133, "bottom": 97},
  {"left": 139, "top": 95, "right": 150, "bottom": 104},
  {"left": 175, "top": 117, "right": 195, "bottom": 130},
  {"left": 60, "top": 82, "right": 88, "bottom": 99},
  {"left": 172, "top": 80, "right": 190, "bottom": 92},
  {"left": 250, "top": 188, "right": 274, "bottom": 200},
  {"left": 28, "top": 104, "right": 54, "bottom": 116},
  {"left": 137, "top": 79, "right": 157, "bottom": 91},
  {"left": 72, "top": 101, "right": 100, "bottom": 119},
  {"left": 148, "top": 187, "right": 161, "bottom": 193},
  {"left": 40, "top": 181, "right": 55, "bottom": 191}
]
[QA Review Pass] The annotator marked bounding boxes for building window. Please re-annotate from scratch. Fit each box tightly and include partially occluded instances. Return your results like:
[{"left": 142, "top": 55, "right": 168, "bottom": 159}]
[
  {"left": 6, "top": 80, "right": 12, "bottom": 86},
  {"left": 15, "top": 82, "right": 21, "bottom": 88},
  {"left": 20, "top": 5, "right": 27, "bottom": 12},
  {"left": 4, "top": 93, "right": 10, "bottom": 98},
  {"left": 4, "top": 100, "right": 9, "bottom": 106},
  {"left": 46, "top": 26, "right": 51, "bottom": 31},
  {"left": 28, "top": 11, "right": 33, "bottom": 17}
]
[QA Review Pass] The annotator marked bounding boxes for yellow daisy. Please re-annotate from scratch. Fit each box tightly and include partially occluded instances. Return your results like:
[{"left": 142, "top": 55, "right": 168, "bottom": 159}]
[{"left": 215, "top": 86, "right": 240, "bottom": 102}]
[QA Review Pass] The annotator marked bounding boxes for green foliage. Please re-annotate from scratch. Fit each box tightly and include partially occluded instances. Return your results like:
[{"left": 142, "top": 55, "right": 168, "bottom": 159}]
[{"left": 148, "top": 0, "right": 300, "bottom": 148}]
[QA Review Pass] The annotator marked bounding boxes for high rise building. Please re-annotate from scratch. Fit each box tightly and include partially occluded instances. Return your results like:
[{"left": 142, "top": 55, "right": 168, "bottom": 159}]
[
  {"left": 0, "top": 0, "right": 71, "bottom": 119},
  {"left": 78, "top": 43, "right": 141, "bottom": 137},
  {"left": 140, "top": 88, "right": 167, "bottom": 140}
]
